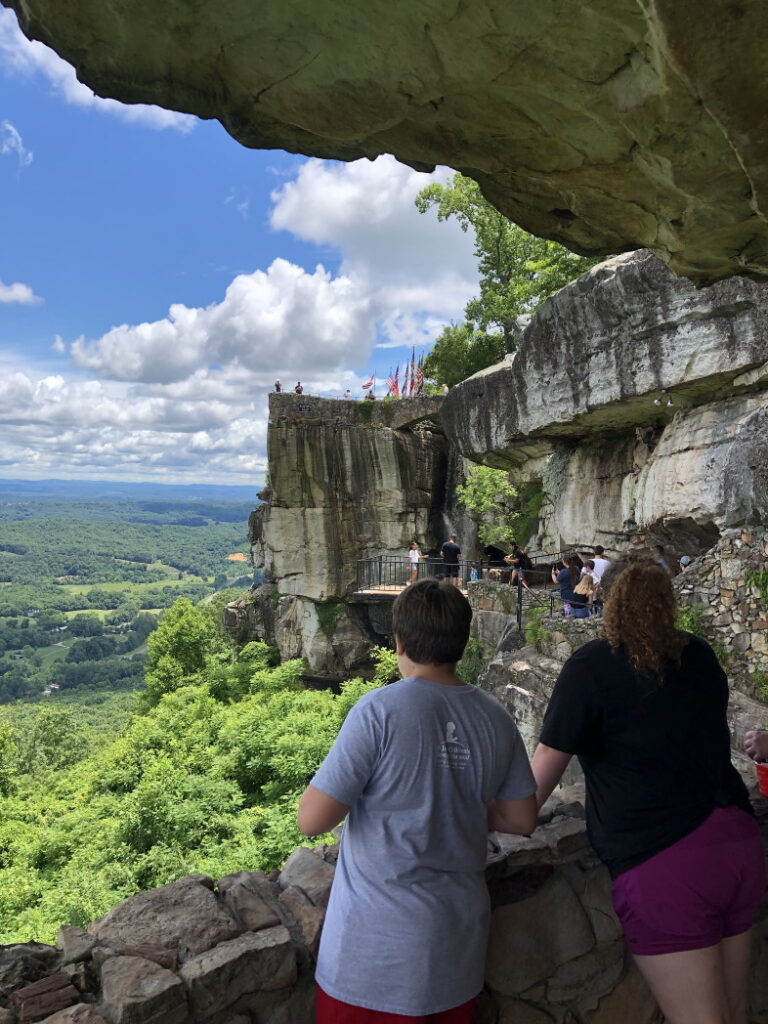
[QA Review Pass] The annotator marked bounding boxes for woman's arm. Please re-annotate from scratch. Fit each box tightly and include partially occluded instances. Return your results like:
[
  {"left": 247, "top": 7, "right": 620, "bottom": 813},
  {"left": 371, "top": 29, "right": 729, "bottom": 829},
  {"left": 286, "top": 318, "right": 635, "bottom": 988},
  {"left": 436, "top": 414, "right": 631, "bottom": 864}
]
[{"left": 531, "top": 743, "right": 573, "bottom": 808}]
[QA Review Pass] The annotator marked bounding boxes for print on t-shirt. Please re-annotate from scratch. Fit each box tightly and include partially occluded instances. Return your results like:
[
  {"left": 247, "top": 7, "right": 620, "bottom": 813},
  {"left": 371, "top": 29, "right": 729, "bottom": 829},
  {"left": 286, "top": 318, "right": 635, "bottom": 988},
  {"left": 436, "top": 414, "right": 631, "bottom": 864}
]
[{"left": 438, "top": 720, "right": 471, "bottom": 769}]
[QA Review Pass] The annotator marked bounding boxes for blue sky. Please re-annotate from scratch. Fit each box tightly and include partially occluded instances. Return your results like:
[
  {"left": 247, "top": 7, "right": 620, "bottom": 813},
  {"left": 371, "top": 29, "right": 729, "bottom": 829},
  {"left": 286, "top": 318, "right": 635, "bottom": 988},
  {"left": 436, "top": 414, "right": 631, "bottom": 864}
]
[{"left": 0, "top": 8, "right": 478, "bottom": 485}]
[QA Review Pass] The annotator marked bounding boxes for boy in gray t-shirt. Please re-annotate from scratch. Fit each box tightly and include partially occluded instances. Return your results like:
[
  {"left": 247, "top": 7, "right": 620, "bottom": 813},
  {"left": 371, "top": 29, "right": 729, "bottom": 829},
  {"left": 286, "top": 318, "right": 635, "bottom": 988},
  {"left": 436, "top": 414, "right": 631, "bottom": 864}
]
[{"left": 298, "top": 579, "right": 537, "bottom": 1023}]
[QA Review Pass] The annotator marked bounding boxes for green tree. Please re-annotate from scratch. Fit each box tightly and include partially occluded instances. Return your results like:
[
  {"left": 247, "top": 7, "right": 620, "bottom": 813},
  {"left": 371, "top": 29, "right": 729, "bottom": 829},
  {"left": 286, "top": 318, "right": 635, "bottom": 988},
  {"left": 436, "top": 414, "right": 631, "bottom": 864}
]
[
  {"left": 140, "top": 598, "right": 223, "bottom": 708},
  {"left": 422, "top": 324, "right": 506, "bottom": 389},
  {"left": 455, "top": 465, "right": 519, "bottom": 547},
  {"left": 415, "top": 173, "right": 596, "bottom": 384}
]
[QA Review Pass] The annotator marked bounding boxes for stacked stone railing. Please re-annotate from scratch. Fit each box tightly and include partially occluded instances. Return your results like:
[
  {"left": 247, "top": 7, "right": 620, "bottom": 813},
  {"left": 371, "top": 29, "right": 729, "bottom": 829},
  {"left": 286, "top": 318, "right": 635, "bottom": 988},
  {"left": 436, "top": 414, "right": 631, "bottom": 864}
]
[
  {"left": 676, "top": 528, "right": 768, "bottom": 697},
  {"left": 2, "top": 795, "right": 766, "bottom": 1024}
]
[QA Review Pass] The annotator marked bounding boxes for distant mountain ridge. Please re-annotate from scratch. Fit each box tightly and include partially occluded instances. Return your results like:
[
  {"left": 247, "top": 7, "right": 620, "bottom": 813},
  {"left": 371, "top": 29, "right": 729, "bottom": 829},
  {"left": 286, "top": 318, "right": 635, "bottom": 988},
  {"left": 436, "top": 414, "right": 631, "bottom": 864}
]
[{"left": 0, "top": 478, "right": 259, "bottom": 502}]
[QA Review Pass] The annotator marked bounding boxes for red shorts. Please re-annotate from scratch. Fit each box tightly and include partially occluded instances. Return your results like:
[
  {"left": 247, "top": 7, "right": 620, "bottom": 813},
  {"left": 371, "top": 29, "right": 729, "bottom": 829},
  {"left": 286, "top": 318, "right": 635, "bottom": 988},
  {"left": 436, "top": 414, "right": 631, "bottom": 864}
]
[
  {"left": 612, "top": 806, "right": 766, "bottom": 956},
  {"left": 315, "top": 985, "right": 476, "bottom": 1024}
]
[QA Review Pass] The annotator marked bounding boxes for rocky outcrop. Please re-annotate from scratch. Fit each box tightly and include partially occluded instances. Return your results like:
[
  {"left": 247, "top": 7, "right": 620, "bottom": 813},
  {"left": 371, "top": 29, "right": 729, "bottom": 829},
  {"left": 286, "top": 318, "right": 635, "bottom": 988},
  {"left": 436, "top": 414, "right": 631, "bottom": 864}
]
[
  {"left": 441, "top": 250, "right": 768, "bottom": 554},
  {"left": 242, "top": 394, "right": 470, "bottom": 677},
  {"left": 6, "top": 1, "right": 768, "bottom": 280}
]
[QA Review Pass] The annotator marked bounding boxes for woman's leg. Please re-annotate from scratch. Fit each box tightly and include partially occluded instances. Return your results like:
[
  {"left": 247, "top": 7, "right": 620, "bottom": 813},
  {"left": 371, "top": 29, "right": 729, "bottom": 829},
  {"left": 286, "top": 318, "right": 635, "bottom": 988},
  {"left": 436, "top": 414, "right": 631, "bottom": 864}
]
[
  {"left": 719, "top": 930, "right": 753, "bottom": 1024},
  {"left": 633, "top": 945, "right": 729, "bottom": 1024}
]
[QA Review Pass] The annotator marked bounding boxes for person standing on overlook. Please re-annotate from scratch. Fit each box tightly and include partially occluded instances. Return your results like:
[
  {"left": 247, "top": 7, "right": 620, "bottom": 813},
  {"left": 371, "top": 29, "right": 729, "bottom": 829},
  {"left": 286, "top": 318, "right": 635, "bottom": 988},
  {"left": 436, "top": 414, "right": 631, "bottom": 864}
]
[
  {"left": 407, "top": 540, "right": 424, "bottom": 584},
  {"left": 532, "top": 561, "right": 764, "bottom": 1024},
  {"left": 441, "top": 534, "right": 462, "bottom": 587},
  {"left": 591, "top": 545, "right": 611, "bottom": 581},
  {"left": 298, "top": 580, "right": 537, "bottom": 1024},
  {"left": 274, "top": 379, "right": 282, "bottom": 393}
]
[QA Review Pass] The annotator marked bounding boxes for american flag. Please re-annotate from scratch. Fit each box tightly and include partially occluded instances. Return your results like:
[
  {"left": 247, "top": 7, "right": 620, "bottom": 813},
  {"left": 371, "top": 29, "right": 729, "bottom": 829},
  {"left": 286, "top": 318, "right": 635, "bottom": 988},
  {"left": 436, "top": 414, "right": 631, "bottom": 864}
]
[{"left": 361, "top": 374, "right": 375, "bottom": 390}]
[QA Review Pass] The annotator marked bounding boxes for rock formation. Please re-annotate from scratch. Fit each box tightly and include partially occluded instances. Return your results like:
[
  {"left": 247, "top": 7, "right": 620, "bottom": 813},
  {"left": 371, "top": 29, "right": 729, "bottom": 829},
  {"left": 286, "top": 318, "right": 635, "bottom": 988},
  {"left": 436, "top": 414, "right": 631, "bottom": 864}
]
[
  {"left": 441, "top": 249, "right": 768, "bottom": 556},
  {"left": 232, "top": 394, "right": 473, "bottom": 677},
  {"left": 5, "top": 1, "right": 768, "bottom": 280}
]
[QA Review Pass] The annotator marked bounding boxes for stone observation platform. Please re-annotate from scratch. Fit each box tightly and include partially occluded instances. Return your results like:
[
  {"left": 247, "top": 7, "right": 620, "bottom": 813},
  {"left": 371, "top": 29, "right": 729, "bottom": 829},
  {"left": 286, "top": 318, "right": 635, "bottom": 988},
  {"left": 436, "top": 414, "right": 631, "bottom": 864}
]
[{"left": 269, "top": 393, "right": 443, "bottom": 432}]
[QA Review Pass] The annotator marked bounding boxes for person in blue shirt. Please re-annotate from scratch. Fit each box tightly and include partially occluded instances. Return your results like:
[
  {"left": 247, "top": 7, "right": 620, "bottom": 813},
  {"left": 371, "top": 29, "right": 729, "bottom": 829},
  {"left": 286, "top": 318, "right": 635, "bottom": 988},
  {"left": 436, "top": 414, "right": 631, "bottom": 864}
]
[
  {"left": 298, "top": 579, "right": 537, "bottom": 1024},
  {"left": 551, "top": 553, "right": 589, "bottom": 617}
]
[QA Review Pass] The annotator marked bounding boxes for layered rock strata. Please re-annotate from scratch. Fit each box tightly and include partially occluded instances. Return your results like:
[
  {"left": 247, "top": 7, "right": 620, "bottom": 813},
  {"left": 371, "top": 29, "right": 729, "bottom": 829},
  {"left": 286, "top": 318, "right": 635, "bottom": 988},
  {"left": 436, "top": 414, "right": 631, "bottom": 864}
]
[
  {"left": 441, "top": 250, "right": 768, "bottom": 554},
  {"left": 243, "top": 394, "right": 466, "bottom": 677},
  {"left": 6, "top": 1, "right": 768, "bottom": 279}
]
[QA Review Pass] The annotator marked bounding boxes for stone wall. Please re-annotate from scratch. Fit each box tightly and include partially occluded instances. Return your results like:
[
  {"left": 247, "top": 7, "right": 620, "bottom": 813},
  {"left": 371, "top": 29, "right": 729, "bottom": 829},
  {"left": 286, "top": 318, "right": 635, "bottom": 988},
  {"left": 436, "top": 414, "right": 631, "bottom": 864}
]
[
  {"left": 470, "top": 581, "right": 768, "bottom": 777},
  {"left": 5, "top": 796, "right": 766, "bottom": 1024},
  {"left": 676, "top": 529, "right": 768, "bottom": 698}
]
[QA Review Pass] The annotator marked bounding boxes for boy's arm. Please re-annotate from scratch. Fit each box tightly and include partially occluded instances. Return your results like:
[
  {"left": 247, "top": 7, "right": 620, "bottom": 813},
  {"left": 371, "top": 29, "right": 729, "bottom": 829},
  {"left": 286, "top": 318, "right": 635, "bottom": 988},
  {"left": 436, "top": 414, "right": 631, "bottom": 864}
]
[
  {"left": 297, "top": 785, "right": 351, "bottom": 837},
  {"left": 296, "top": 696, "right": 380, "bottom": 837},
  {"left": 487, "top": 793, "right": 538, "bottom": 835}
]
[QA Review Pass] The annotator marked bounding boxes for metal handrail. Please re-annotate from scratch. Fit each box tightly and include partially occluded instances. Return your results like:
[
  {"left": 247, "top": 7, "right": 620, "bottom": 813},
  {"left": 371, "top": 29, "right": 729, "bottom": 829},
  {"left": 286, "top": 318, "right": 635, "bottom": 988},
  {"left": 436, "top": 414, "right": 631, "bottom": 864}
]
[{"left": 355, "top": 550, "right": 603, "bottom": 630}]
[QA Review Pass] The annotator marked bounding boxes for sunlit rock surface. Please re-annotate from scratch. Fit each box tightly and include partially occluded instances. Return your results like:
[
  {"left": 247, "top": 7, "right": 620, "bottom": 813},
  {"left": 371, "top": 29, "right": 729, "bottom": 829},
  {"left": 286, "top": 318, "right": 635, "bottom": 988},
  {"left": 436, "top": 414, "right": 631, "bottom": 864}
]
[
  {"left": 6, "top": 0, "right": 768, "bottom": 280},
  {"left": 441, "top": 250, "right": 768, "bottom": 552},
  {"left": 245, "top": 394, "right": 469, "bottom": 677}
]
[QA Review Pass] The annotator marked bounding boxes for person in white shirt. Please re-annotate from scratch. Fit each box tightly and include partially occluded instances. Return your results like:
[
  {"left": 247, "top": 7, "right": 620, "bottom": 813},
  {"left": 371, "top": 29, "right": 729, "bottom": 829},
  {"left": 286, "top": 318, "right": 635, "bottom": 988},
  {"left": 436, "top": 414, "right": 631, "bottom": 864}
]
[
  {"left": 591, "top": 545, "right": 611, "bottom": 581},
  {"left": 407, "top": 540, "right": 423, "bottom": 584}
]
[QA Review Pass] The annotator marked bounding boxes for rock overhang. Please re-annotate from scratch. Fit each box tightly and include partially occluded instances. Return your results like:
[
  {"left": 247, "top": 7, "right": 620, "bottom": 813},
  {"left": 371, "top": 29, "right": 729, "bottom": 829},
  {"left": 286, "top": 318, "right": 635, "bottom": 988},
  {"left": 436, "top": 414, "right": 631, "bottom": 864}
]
[
  {"left": 5, "top": 0, "right": 768, "bottom": 281},
  {"left": 440, "top": 250, "right": 768, "bottom": 468}
]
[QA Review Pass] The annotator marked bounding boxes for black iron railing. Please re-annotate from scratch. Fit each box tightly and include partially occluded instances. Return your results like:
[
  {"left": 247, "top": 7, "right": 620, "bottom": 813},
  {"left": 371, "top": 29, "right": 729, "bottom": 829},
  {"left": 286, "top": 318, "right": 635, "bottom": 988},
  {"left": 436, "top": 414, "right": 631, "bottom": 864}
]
[
  {"left": 355, "top": 549, "right": 605, "bottom": 630},
  {"left": 355, "top": 555, "right": 478, "bottom": 591}
]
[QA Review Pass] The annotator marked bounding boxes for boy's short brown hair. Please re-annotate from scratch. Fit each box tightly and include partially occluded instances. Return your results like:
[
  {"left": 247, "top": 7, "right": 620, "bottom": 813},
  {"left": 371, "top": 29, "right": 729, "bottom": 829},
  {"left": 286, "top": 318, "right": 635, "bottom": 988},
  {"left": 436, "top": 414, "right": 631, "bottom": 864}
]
[{"left": 392, "top": 579, "right": 472, "bottom": 665}]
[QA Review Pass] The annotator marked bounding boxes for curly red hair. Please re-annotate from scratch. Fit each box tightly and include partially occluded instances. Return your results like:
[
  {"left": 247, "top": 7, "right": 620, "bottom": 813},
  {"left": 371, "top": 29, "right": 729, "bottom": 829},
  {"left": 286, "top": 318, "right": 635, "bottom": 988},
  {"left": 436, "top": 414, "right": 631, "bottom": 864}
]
[{"left": 603, "top": 561, "right": 687, "bottom": 676}]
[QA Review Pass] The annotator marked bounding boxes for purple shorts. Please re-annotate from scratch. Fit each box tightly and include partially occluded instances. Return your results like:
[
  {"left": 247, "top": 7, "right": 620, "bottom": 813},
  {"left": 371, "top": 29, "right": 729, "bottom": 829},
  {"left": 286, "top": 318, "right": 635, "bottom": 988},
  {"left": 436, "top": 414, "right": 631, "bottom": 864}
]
[{"left": 612, "top": 806, "right": 766, "bottom": 956}]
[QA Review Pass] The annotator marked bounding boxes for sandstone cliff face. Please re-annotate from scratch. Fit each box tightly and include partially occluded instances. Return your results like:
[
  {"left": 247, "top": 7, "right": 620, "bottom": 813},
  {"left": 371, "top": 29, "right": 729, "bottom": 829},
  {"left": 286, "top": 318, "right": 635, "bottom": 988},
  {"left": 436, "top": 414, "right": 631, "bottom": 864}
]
[
  {"left": 6, "top": 1, "right": 768, "bottom": 280},
  {"left": 441, "top": 251, "right": 768, "bottom": 553},
  {"left": 246, "top": 394, "right": 463, "bottom": 677}
]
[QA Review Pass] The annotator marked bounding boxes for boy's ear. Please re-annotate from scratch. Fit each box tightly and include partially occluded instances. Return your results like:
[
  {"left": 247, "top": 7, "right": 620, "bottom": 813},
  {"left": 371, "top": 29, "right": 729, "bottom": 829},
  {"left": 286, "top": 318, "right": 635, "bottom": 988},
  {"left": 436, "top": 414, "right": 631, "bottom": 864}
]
[{"left": 394, "top": 635, "right": 405, "bottom": 656}]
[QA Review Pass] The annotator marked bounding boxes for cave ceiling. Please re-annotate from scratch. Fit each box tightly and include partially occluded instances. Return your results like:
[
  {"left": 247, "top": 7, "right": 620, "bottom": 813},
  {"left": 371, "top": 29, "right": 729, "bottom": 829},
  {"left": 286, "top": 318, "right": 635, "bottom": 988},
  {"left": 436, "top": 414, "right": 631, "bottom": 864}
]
[{"left": 5, "top": 0, "right": 768, "bottom": 282}]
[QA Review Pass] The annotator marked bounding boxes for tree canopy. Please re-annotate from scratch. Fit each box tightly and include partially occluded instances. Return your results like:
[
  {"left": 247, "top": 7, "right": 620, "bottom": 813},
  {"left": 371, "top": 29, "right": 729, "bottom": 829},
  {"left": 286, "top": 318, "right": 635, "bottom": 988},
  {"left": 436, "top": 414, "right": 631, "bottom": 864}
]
[{"left": 415, "top": 173, "right": 596, "bottom": 386}]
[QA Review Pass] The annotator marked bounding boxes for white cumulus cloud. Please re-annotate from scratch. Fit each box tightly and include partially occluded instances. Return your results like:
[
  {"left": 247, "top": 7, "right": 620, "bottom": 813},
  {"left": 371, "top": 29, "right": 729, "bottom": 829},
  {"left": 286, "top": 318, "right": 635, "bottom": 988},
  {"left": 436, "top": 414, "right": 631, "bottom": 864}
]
[
  {"left": 0, "top": 8, "right": 195, "bottom": 132},
  {"left": 0, "top": 279, "right": 42, "bottom": 304},
  {"left": 71, "top": 259, "right": 374, "bottom": 383},
  {"left": 270, "top": 156, "right": 477, "bottom": 348},
  {"left": 2, "top": 155, "right": 480, "bottom": 483}
]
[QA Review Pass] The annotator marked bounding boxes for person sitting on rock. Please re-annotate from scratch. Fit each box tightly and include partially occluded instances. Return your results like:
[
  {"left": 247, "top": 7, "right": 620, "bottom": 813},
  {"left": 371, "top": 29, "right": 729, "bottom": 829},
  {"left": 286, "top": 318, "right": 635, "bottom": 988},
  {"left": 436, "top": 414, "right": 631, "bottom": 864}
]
[
  {"left": 298, "top": 579, "right": 537, "bottom": 1024},
  {"left": 294, "top": 381, "right": 303, "bottom": 394}
]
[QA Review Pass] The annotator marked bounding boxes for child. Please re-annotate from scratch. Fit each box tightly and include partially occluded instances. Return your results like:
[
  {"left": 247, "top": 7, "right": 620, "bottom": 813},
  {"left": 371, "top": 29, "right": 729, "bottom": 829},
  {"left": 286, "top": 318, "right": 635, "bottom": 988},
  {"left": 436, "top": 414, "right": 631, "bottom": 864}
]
[
  {"left": 407, "top": 540, "right": 423, "bottom": 584},
  {"left": 298, "top": 579, "right": 537, "bottom": 1023}
]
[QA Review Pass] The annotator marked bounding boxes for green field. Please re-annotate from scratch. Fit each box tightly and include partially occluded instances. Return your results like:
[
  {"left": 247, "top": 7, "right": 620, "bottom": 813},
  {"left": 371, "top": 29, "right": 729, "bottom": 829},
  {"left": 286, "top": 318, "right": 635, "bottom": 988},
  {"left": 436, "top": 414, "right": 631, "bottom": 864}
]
[{"left": 0, "top": 489, "right": 260, "bottom": 703}]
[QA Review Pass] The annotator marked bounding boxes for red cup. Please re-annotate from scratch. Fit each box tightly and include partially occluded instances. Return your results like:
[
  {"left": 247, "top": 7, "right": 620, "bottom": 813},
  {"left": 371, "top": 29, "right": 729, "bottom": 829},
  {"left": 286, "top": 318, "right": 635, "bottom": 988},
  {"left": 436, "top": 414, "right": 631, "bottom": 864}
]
[{"left": 756, "top": 763, "right": 768, "bottom": 798}]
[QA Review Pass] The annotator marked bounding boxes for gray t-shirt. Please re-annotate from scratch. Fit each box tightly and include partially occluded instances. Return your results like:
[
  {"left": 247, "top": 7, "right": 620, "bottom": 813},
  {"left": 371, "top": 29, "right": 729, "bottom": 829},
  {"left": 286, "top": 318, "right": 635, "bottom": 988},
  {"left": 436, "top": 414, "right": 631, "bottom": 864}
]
[{"left": 312, "top": 676, "right": 535, "bottom": 1015}]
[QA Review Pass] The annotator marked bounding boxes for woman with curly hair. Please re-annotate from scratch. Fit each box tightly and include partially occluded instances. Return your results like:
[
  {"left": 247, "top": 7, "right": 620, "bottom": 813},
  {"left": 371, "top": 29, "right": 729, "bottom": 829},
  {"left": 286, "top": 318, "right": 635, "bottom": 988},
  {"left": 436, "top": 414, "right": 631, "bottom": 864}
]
[{"left": 531, "top": 561, "right": 764, "bottom": 1024}]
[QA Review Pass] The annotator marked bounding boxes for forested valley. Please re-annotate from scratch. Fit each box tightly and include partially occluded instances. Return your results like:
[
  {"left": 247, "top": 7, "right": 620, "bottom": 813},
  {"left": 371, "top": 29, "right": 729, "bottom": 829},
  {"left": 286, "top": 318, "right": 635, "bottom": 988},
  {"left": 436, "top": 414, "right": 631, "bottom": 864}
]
[
  {"left": 0, "top": 485, "right": 257, "bottom": 702},
  {"left": 0, "top": 484, "right": 485, "bottom": 944}
]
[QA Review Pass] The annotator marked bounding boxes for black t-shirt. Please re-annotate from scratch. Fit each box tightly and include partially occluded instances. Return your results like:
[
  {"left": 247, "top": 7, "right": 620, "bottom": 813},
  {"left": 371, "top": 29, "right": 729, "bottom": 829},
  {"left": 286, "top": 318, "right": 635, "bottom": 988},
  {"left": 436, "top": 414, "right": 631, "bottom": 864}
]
[
  {"left": 539, "top": 634, "right": 752, "bottom": 877},
  {"left": 441, "top": 541, "right": 461, "bottom": 564}
]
